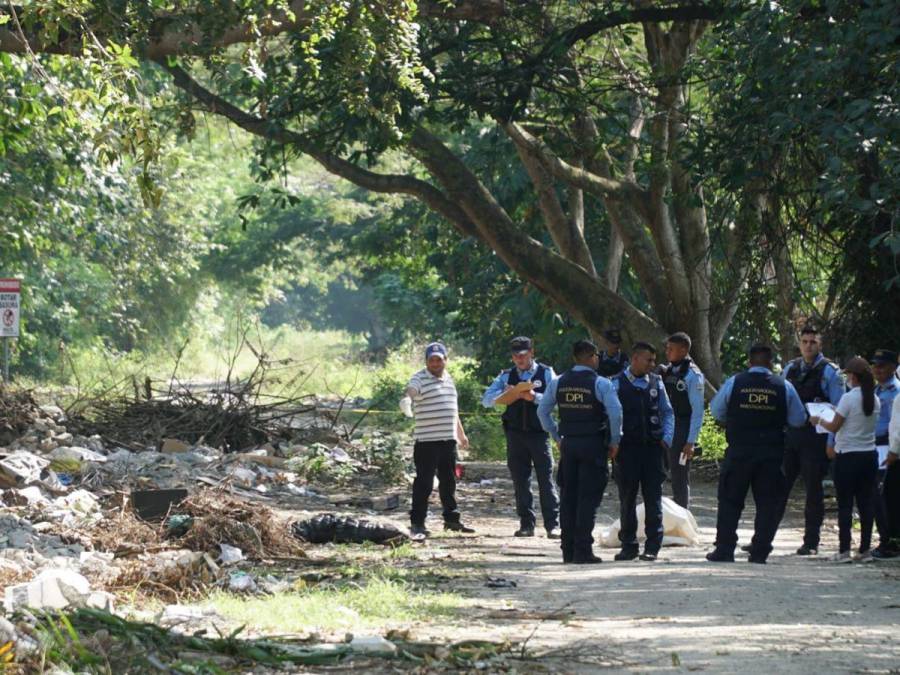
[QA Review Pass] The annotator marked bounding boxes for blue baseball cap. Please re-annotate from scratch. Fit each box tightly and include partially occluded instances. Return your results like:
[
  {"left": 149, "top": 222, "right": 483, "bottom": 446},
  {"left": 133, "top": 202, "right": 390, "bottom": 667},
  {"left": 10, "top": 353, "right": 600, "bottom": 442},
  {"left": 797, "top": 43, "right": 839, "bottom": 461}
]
[{"left": 425, "top": 342, "right": 448, "bottom": 360}]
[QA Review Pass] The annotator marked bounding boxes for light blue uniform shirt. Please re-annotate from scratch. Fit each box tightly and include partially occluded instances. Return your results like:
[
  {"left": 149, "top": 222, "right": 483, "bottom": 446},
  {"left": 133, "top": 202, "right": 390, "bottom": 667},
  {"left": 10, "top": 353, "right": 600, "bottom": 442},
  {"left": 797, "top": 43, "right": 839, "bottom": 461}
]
[
  {"left": 710, "top": 366, "right": 808, "bottom": 428},
  {"left": 664, "top": 362, "right": 706, "bottom": 444},
  {"left": 610, "top": 367, "right": 676, "bottom": 447},
  {"left": 481, "top": 362, "right": 556, "bottom": 408},
  {"left": 875, "top": 376, "right": 900, "bottom": 440},
  {"left": 537, "top": 365, "right": 623, "bottom": 445}
]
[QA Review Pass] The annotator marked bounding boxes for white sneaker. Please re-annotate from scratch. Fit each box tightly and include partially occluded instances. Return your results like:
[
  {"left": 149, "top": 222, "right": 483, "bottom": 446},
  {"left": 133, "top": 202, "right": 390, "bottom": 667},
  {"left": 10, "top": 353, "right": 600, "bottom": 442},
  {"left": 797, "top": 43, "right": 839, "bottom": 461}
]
[
  {"left": 853, "top": 549, "right": 874, "bottom": 562},
  {"left": 830, "top": 551, "right": 852, "bottom": 563}
]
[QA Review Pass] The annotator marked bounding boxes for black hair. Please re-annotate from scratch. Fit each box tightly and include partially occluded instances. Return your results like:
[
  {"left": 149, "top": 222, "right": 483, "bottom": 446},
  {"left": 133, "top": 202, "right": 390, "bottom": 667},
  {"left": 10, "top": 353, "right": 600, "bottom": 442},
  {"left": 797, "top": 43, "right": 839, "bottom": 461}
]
[
  {"left": 631, "top": 341, "right": 657, "bottom": 355},
  {"left": 748, "top": 343, "right": 774, "bottom": 366},
  {"left": 666, "top": 332, "right": 692, "bottom": 350},
  {"left": 573, "top": 339, "right": 598, "bottom": 360},
  {"left": 800, "top": 325, "right": 820, "bottom": 337}
]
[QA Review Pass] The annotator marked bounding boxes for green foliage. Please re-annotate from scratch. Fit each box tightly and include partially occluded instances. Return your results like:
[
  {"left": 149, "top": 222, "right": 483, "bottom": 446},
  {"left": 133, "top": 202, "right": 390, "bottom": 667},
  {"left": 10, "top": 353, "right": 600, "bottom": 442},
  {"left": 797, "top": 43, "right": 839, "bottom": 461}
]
[
  {"left": 463, "top": 415, "right": 507, "bottom": 462},
  {"left": 697, "top": 410, "right": 727, "bottom": 461}
]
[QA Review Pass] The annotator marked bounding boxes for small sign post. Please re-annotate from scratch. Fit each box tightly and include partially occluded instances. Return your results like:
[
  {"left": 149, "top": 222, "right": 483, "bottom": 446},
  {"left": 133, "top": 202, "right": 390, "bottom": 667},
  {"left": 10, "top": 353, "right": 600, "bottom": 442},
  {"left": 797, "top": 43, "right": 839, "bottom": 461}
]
[{"left": 0, "top": 279, "right": 21, "bottom": 382}]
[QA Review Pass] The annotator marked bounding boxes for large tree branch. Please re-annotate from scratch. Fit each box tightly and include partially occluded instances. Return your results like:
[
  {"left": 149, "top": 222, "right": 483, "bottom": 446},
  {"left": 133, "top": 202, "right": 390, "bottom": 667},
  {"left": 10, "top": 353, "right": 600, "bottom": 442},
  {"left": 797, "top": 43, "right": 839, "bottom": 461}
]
[
  {"left": 407, "top": 125, "right": 665, "bottom": 345},
  {"left": 158, "top": 60, "right": 482, "bottom": 242},
  {"left": 513, "top": 140, "right": 597, "bottom": 276},
  {"left": 0, "top": 1, "right": 505, "bottom": 57},
  {"left": 503, "top": 121, "right": 648, "bottom": 205}
]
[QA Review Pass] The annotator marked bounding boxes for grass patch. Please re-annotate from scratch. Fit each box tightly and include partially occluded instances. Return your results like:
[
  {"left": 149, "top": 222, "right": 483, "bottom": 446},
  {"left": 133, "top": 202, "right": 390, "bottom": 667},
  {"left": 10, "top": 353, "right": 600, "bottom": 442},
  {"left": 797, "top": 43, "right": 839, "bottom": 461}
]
[{"left": 211, "top": 577, "right": 466, "bottom": 633}]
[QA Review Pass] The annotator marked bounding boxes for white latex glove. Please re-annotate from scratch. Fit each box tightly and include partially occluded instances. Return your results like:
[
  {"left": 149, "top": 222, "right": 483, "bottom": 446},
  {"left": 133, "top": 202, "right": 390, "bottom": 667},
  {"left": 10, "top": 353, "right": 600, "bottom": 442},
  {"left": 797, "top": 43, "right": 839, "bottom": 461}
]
[{"left": 399, "top": 396, "right": 413, "bottom": 418}]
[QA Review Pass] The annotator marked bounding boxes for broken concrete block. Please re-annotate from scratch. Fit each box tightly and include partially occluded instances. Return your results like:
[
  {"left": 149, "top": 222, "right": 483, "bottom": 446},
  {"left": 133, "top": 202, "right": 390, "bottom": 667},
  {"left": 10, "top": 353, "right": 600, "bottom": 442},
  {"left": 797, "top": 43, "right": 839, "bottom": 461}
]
[
  {"left": 86, "top": 590, "right": 115, "bottom": 612},
  {"left": 3, "top": 569, "right": 91, "bottom": 612}
]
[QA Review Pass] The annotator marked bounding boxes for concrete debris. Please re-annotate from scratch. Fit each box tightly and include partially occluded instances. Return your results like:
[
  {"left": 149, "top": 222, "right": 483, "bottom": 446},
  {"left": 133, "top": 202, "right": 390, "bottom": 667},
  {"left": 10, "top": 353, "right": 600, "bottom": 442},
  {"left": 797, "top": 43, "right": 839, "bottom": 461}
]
[{"left": 3, "top": 569, "right": 113, "bottom": 613}]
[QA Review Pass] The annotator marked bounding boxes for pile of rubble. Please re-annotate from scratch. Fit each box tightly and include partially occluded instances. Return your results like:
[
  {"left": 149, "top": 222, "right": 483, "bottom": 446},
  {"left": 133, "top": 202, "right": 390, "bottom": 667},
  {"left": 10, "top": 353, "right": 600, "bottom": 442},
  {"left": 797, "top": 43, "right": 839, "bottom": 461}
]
[{"left": 0, "top": 387, "right": 409, "bottom": 648}]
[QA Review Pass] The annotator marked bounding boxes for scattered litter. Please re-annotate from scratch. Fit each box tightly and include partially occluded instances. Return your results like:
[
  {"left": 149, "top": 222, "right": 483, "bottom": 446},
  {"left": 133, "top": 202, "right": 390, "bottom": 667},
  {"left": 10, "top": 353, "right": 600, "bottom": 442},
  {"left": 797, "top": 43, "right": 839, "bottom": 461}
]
[
  {"left": 349, "top": 635, "right": 397, "bottom": 655},
  {"left": 228, "top": 571, "right": 258, "bottom": 593},
  {"left": 132, "top": 489, "right": 189, "bottom": 521},
  {"left": 484, "top": 577, "right": 518, "bottom": 589},
  {"left": 291, "top": 514, "right": 408, "bottom": 545},
  {"left": 218, "top": 544, "right": 244, "bottom": 566}
]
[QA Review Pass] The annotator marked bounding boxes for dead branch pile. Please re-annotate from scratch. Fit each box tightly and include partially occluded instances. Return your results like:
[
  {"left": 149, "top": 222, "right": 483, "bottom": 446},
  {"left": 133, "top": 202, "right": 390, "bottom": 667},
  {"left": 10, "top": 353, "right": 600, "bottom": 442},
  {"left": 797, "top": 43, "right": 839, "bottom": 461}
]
[
  {"left": 68, "top": 374, "right": 315, "bottom": 452},
  {"left": 0, "top": 385, "right": 39, "bottom": 443},
  {"left": 172, "top": 489, "right": 305, "bottom": 560}
]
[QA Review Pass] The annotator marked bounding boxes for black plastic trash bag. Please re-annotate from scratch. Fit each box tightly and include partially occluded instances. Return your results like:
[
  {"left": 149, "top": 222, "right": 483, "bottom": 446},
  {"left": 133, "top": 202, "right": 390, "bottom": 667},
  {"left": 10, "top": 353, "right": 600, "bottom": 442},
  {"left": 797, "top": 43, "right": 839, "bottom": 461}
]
[{"left": 291, "top": 513, "right": 408, "bottom": 545}]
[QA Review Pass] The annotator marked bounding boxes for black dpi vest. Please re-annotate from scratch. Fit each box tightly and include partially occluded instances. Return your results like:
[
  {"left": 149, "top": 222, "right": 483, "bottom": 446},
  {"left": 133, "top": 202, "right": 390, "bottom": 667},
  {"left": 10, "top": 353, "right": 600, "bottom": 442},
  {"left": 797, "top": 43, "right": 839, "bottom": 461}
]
[
  {"left": 726, "top": 370, "right": 788, "bottom": 457},
  {"left": 786, "top": 357, "right": 834, "bottom": 403},
  {"left": 615, "top": 371, "right": 664, "bottom": 446},
  {"left": 501, "top": 364, "right": 549, "bottom": 434},
  {"left": 661, "top": 359, "right": 701, "bottom": 418},
  {"left": 557, "top": 369, "right": 608, "bottom": 438}
]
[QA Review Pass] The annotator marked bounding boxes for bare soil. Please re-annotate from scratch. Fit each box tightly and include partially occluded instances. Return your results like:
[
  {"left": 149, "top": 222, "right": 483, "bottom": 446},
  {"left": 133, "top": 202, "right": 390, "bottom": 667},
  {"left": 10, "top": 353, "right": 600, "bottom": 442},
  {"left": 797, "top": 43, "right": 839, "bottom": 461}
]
[{"left": 371, "top": 466, "right": 900, "bottom": 673}]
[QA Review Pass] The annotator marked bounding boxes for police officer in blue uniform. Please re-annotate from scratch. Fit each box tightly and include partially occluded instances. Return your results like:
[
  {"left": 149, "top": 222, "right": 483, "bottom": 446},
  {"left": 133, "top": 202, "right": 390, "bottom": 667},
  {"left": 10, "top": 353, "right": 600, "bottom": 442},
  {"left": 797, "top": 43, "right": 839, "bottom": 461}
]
[
  {"left": 871, "top": 349, "right": 900, "bottom": 558},
  {"left": 597, "top": 328, "right": 629, "bottom": 378},
  {"left": 482, "top": 336, "right": 560, "bottom": 538},
  {"left": 538, "top": 340, "right": 623, "bottom": 564},
  {"left": 707, "top": 344, "right": 808, "bottom": 563},
  {"left": 611, "top": 342, "right": 675, "bottom": 562},
  {"left": 658, "top": 332, "right": 706, "bottom": 510},
  {"left": 774, "top": 326, "right": 844, "bottom": 556}
]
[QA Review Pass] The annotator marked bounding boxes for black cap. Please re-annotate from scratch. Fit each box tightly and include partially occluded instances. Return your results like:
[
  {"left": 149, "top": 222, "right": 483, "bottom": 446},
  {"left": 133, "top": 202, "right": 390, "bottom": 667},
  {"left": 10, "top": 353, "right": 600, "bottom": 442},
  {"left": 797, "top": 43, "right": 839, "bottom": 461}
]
[
  {"left": 871, "top": 349, "right": 898, "bottom": 365},
  {"left": 602, "top": 328, "right": 623, "bottom": 345},
  {"left": 510, "top": 336, "right": 533, "bottom": 354}
]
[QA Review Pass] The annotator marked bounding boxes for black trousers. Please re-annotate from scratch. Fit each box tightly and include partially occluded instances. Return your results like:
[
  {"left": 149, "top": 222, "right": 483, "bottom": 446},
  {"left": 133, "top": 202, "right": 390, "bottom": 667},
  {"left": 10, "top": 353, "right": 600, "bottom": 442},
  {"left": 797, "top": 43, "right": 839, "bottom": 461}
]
[
  {"left": 667, "top": 417, "right": 692, "bottom": 509},
  {"left": 776, "top": 426, "right": 828, "bottom": 549},
  {"left": 714, "top": 449, "right": 784, "bottom": 560},
  {"left": 834, "top": 451, "right": 878, "bottom": 553},
  {"left": 884, "top": 460, "right": 900, "bottom": 547},
  {"left": 616, "top": 442, "right": 666, "bottom": 555},
  {"left": 505, "top": 429, "right": 559, "bottom": 530},
  {"left": 410, "top": 440, "right": 461, "bottom": 526},
  {"left": 559, "top": 435, "right": 608, "bottom": 560}
]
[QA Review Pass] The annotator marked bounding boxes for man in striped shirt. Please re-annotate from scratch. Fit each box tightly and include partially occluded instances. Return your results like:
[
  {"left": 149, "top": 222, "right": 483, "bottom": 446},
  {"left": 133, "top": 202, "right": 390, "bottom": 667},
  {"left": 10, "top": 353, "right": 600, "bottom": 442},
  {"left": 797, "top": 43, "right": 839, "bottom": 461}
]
[{"left": 400, "top": 342, "right": 475, "bottom": 538}]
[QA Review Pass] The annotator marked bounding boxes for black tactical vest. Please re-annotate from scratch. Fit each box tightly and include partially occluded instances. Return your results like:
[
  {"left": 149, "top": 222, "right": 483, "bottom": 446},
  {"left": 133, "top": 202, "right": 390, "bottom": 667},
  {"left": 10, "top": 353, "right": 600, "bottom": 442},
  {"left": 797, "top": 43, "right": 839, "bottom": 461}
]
[
  {"left": 725, "top": 370, "right": 788, "bottom": 455},
  {"left": 786, "top": 357, "right": 832, "bottom": 403},
  {"left": 597, "top": 350, "right": 629, "bottom": 378},
  {"left": 661, "top": 359, "right": 699, "bottom": 418},
  {"left": 615, "top": 372, "right": 664, "bottom": 446},
  {"left": 501, "top": 364, "right": 549, "bottom": 434},
  {"left": 557, "top": 369, "right": 608, "bottom": 437}
]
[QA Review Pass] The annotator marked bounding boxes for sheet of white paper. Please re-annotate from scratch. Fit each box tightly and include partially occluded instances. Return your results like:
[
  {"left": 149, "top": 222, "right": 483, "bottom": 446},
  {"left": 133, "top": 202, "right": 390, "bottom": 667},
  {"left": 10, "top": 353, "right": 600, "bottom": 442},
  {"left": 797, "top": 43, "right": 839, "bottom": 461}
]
[
  {"left": 877, "top": 445, "right": 889, "bottom": 468},
  {"left": 805, "top": 403, "right": 835, "bottom": 435}
]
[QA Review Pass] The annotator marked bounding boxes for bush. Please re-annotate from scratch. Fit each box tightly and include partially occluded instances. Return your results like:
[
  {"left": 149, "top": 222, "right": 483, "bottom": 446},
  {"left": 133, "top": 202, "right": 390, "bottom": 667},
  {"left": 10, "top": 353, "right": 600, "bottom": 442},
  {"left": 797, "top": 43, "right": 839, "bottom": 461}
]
[
  {"left": 697, "top": 409, "right": 727, "bottom": 461},
  {"left": 463, "top": 414, "right": 506, "bottom": 461}
]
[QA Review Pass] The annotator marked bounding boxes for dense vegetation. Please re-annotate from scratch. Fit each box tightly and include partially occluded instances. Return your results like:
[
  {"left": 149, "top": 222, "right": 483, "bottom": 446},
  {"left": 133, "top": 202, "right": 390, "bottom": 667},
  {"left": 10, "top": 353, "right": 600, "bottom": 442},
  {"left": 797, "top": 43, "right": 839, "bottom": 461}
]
[{"left": 0, "top": 0, "right": 896, "bottom": 386}]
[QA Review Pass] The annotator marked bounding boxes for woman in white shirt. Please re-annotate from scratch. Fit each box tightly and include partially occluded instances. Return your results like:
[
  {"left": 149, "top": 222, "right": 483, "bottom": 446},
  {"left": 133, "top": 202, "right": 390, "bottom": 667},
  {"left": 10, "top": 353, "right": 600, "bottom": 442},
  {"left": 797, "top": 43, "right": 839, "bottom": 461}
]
[{"left": 810, "top": 357, "right": 880, "bottom": 562}]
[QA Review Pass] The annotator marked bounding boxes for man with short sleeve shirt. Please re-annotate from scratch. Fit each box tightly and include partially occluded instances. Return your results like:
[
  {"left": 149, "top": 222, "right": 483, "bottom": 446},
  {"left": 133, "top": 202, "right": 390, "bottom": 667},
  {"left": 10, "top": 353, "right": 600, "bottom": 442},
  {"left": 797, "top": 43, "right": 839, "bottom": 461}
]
[
  {"left": 775, "top": 326, "right": 845, "bottom": 556},
  {"left": 482, "top": 336, "right": 560, "bottom": 538},
  {"left": 400, "top": 342, "right": 475, "bottom": 538},
  {"left": 538, "top": 340, "right": 623, "bottom": 564},
  {"left": 707, "top": 344, "right": 809, "bottom": 563},
  {"left": 658, "top": 332, "right": 706, "bottom": 510},
  {"left": 611, "top": 342, "right": 675, "bottom": 562}
]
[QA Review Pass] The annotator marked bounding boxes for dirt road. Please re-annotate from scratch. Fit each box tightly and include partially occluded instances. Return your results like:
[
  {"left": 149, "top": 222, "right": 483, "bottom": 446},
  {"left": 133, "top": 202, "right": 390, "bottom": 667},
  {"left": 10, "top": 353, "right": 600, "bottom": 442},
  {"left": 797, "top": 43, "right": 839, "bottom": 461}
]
[{"left": 405, "top": 469, "right": 900, "bottom": 673}]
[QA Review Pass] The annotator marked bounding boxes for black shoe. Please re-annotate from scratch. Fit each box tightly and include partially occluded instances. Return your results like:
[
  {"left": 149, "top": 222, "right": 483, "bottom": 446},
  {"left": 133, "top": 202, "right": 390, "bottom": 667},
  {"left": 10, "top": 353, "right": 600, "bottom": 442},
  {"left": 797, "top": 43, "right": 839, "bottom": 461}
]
[
  {"left": 740, "top": 543, "right": 753, "bottom": 553},
  {"left": 444, "top": 521, "right": 475, "bottom": 533},
  {"left": 614, "top": 548, "right": 639, "bottom": 562},
  {"left": 562, "top": 547, "right": 574, "bottom": 564},
  {"left": 706, "top": 549, "right": 735, "bottom": 562},
  {"left": 514, "top": 527, "right": 535, "bottom": 537},
  {"left": 796, "top": 545, "right": 817, "bottom": 556},
  {"left": 573, "top": 554, "right": 603, "bottom": 565},
  {"left": 410, "top": 524, "right": 428, "bottom": 538},
  {"left": 748, "top": 555, "right": 767, "bottom": 564},
  {"left": 872, "top": 546, "right": 900, "bottom": 560},
  {"left": 639, "top": 552, "right": 658, "bottom": 562},
  {"left": 546, "top": 527, "right": 561, "bottom": 539}
]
